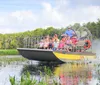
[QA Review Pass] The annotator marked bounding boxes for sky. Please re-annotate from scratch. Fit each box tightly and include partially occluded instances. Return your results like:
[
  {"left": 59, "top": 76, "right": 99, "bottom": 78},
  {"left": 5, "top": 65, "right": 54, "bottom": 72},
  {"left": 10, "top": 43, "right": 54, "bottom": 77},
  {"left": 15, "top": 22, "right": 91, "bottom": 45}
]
[{"left": 0, "top": 0, "right": 100, "bottom": 34}]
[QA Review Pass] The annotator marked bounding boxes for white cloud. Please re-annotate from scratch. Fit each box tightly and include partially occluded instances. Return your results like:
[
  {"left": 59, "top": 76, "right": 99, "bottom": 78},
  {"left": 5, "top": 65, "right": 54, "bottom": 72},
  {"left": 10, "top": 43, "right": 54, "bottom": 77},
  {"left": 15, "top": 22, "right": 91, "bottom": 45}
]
[
  {"left": 42, "top": 2, "right": 63, "bottom": 25},
  {"left": 41, "top": 1, "right": 100, "bottom": 27},
  {"left": 11, "top": 10, "right": 37, "bottom": 22},
  {"left": 0, "top": 0, "right": 100, "bottom": 33},
  {"left": 0, "top": 10, "right": 38, "bottom": 33}
]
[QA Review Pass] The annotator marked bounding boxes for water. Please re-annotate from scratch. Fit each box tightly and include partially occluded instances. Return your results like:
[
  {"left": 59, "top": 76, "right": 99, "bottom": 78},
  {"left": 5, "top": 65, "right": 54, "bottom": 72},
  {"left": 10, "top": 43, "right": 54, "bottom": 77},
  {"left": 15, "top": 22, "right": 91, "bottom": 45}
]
[
  {"left": 0, "top": 57, "right": 100, "bottom": 85},
  {"left": 0, "top": 40, "right": 100, "bottom": 85},
  {"left": 0, "top": 59, "right": 100, "bottom": 85}
]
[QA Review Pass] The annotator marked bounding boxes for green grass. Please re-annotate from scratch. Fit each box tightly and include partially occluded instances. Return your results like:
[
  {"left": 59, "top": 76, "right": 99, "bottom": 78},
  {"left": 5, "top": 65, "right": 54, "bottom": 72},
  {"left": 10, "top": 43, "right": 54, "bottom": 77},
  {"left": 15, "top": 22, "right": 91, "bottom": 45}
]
[
  {"left": 9, "top": 68, "right": 58, "bottom": 85},
  {"left": 0, "top": 57, "right": 26, "bottom": 62},
  {"left": 0, "top": 56, "right": 27, "bottom": 66},
  {"left": 0, "top": 49, "right": 19, "bottom": 55}
]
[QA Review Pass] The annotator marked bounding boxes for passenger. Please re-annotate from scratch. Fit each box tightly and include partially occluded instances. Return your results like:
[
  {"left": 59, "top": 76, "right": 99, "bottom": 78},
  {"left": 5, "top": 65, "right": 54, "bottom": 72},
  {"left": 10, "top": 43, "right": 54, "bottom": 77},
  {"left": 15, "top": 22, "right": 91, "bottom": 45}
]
[
  {"left": 71, "top": 35, "right": 78, "bottom": 45},
  {"left": 58, "top": 36, "right": 66, "bottom": 50},
  {"left": 53, "top": 39, "right": 59, "bottom": 51},
  {"left": 70, "top": 35, "right": 78, "bottom": 52},
  {"left": 48, "top": 37, "right": 53, "bottom": 49},
  {"left": 53, "top": 34, "right": 59, "bottom": 42},
  {"left": 43, "top": 37, "right": 49, "bottom": 49},
  {"left": 46, "top": 35, "right": 50, "bottom": 41},
  {"left": 64, "top": 27, "right": 75, "bottom": 38},
  {"left": 64, "top": 36, "right": 72, "bottom": 52},
  {"left": 38, "top": 40, "right": 44, "bottom": 49}
]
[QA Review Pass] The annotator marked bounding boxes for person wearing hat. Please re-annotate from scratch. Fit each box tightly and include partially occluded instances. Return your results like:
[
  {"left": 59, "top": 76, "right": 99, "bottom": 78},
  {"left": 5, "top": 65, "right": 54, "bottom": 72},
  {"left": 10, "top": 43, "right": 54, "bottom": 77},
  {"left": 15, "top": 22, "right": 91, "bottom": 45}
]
[{"left": 64, "top": 27, "right": 75, "bottom": 38}]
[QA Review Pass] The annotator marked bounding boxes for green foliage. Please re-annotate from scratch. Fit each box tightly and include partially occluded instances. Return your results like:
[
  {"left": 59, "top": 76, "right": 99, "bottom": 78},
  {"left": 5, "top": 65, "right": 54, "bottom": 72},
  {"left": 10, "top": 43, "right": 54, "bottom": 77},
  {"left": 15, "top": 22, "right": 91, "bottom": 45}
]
[
  {"left": 9, "top": 71, "right": 37, "bottom": 85},
  {"left": 0, "top": 19, "right": 100, "bottom": 49},
  {"left": 9, "top": 67, "right": 58, "bottom": 85},
  {"left": 44, "top": 66, "right": 53, "bottom": 76},
  {"left": 20, "top": 72, "right": 37, "bottom": 85},
  {"left": 9, "top": 76, "right": 16, "bottom": 85},
  {"left": 10, "top": 40, "right": 18, "bottom": 49},
  {"left": 0, "top": 49, "right": 18, "bottom": 55},
  {"left": 72, "top": 23, "right": 81, "bottom": 30},
  {"left": 0, "top": 56, "right": 26, "bottom": 65},
  {"left": 33, "top": 28, "right": 44, "bottom": 36}
]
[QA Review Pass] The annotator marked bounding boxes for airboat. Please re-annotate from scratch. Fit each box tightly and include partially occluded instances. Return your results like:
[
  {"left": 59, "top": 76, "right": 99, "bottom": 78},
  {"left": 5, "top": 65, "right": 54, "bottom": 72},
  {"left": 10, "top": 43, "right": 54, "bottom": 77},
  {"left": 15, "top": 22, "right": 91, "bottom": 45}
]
[{"left": 17, "top": 27, "right": 96, "bottom": 62}]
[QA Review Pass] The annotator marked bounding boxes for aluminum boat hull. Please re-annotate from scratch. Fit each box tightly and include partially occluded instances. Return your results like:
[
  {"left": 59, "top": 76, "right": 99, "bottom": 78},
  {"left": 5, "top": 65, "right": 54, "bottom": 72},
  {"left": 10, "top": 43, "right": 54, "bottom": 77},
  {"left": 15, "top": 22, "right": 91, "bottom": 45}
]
[{"left": 17, "top": 48, "right": 96, "bottom": 62}]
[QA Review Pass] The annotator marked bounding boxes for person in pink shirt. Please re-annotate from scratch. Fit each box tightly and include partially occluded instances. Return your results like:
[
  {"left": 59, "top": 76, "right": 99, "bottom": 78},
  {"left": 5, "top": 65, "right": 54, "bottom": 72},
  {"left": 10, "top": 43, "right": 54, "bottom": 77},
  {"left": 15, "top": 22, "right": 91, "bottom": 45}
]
[
  {"left": 64, "top": 36, "right": 72, "bottom": 52},
  {"left": 58, "top": 36, "right": 66, "bottom": 50}
]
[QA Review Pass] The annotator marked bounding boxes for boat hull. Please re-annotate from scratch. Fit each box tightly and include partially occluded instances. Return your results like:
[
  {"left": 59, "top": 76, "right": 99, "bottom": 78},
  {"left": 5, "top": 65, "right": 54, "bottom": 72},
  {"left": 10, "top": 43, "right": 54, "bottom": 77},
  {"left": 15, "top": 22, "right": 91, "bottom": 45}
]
[
  {"left": 17, "top": 48, "right": 62, "bottom": 62},
  {"left": 17, "top": 48, "right": 96, "bottom": 62}
]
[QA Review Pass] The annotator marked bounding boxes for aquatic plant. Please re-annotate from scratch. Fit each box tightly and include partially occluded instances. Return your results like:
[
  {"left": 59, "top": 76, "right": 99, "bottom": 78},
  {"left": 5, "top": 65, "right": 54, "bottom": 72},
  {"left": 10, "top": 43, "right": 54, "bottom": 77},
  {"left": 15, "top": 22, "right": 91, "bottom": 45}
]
[
  {"left": 20, "top": 72, "right": 37, "bottom": 85},
  {"left": 0, "top": 56, "right": 27, "bottom": 66},
  {"left": 9, "top": 67, "right": 58, "bottom": 85},
  {"left": 9, "top": 71, "right": 37, "bottom": 85},
  {"left": 0, "top": 49, "right": 18, "bottom": 55},
  {"left": 44, "top": 66, "right": 53, "bottom": 76},
  {"left": 9, "top": 76, "right": 16, "bottom": 85}
]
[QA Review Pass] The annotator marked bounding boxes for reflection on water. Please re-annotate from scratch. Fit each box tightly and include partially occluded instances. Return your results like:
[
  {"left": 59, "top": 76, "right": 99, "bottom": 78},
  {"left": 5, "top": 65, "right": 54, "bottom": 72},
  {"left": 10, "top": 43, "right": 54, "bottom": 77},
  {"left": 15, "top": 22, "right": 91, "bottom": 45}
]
[
  {"left": 55, "top": 63, "right": 93, "bottom": 85},
  {"left": 21, "top": 61, "right": 100, "bottom": 85},
  {"left": 0, "top": 58, "right": 100, "bottom": 85},
  {"left": 21, "top": 61, "right": 61, "bottom": 75}
]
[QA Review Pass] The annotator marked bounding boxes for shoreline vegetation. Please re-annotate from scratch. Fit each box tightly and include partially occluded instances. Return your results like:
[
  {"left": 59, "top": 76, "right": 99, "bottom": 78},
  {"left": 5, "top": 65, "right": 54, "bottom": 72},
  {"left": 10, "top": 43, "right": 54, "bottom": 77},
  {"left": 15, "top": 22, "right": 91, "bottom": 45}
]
[
  {"left": 0, "top": 49, "right": 18, "bottom": 55},
  {"left": 0, "top": 56, "right": 27, "bottom": 65},
  {"left": 0, "top": 19, "right": 100, "bottom": 49},
  {"left": 0, "top": 20, "right": 100, "bottom": 55}
]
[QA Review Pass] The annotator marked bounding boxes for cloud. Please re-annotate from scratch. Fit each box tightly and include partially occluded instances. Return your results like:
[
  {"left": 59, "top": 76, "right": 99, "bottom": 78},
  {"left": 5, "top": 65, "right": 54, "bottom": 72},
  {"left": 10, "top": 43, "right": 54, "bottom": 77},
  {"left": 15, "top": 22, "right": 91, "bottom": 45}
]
[
  {"left": 0, "top": 0, "right": 100, "bottom": 33},
  {"left": 41, "top": 2, "right": 63, "bottom": 26},
  {"left": 0, "top": 10, "right": 38, "bottom": 33},
  {"left": 40, "top": 1, "right": 100, "bottom": 27},
  {"left": 11, "top": 10, "right": 37, "bottom": 22},
  {"left": 60, "top": 5, "right": 100, "bottom": 24}
]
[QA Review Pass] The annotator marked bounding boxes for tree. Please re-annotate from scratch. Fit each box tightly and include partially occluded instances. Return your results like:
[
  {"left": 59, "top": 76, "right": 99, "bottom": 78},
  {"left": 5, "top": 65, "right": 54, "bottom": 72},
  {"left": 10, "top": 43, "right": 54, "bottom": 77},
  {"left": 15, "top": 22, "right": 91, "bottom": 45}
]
[
  {"left": 44, "top": 27, "right": 55, "bottom": 36},
  {"left": 72, "top": 23, "right": 81, "bottom": 30},
  {"left": 33, "top": 28, "right": 44, "bottom": 36}
]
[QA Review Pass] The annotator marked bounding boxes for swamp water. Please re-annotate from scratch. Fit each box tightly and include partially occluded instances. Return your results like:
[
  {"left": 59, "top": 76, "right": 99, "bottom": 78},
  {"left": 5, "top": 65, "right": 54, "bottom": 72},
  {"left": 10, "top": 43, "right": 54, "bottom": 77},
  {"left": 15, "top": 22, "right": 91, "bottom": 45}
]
[{"left": 0, "top": 40, "right": 100, "bottom": 85}]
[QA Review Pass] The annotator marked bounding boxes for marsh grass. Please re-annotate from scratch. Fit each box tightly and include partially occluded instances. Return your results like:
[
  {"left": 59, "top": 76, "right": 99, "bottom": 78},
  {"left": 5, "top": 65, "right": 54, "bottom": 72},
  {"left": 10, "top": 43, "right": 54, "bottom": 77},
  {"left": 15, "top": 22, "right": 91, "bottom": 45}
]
[
  {"left": 9, "top": 67, "right": 58, "bottom": 85},
  {"left": 44, "top": 66, "right": 53, "bottom": 76},
  {"left": 0, "top": 49, "right": 18, "bottom": 55},
  {"left": 0, "top": 56, "right": 27, "bottom": 65}
]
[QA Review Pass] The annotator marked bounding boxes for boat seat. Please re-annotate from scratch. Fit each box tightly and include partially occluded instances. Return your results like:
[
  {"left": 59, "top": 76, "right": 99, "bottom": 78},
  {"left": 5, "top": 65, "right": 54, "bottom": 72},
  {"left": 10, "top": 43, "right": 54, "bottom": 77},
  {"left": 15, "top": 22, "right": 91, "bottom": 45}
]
[
  {"left": 76, "top": 40, "right": 85, "bottom": 46},
  {"left": 71, "top": 40, "right": 85, "bottom": 52}
]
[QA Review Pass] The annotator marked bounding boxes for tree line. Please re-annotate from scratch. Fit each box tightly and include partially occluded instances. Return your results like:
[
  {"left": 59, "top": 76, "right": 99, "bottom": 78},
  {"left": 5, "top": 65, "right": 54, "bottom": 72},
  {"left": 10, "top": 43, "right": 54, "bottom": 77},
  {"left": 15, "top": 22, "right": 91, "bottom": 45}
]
[{"left": 0, "top": 19, "right": 100, "bottom": 49}]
